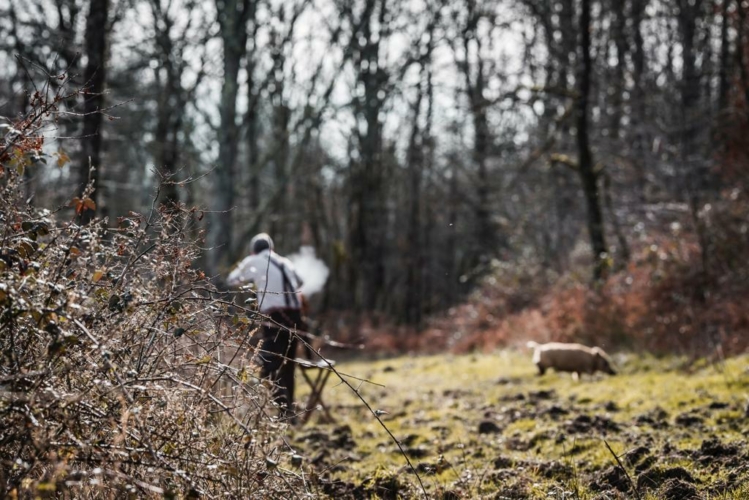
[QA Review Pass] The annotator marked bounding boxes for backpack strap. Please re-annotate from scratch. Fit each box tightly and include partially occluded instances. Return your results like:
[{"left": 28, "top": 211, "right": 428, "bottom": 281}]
[{"left": 269, "top": 255, "right": 301, "bottom": 309}]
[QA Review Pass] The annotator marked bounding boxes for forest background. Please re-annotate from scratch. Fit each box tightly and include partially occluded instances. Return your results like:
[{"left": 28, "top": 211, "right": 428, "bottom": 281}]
[{"left": 3, "top": 0, "right": 749, "bottom": 357}]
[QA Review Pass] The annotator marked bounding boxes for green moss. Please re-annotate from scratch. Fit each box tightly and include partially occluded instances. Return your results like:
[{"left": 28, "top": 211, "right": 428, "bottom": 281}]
[
  {"left": 504, "top": 417, "right": 538, "bottom": 434},
  {"left": 294, "top": 351, "right": 749, "bottom": 499}
]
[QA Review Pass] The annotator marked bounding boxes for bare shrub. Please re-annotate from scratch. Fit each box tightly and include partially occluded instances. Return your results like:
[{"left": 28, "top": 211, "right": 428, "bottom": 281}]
[{"left": 0, "top": 87, "right": 304, "bottom": 498}]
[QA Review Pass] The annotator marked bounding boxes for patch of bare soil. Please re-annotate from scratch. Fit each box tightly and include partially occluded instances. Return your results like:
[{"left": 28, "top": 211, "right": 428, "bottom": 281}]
[
  {"left": 659, "top": 478, "right": 701, "bottom": 499},
  {"left": 317, "top": 473, "right": 418, "bottom": 500},
  {"left": 356, "top": 474, "right": 409, "bottom": 500},
  {"left": 634, "top": 406, "right": 670, "bottom": 428},
  {"left": 295, "top": 357, "right": 749, "bottom": 499},
  {"left": 622, "top": 445, "right": 650, "bottom": 467},
  {"left": 319, "top": 479, "right": 360, "bottom": 499},
  {"left": 636, "top": 465, "right": 699, "bottom": 491},
  {"left": 564, "top": 413, "right": 621, "bottom": 434},
  {"left": 693, "top": 436, "right": 745, "bottom": 466},
  {"left": 478, "top": 420, "right": 502, "bottom": 434},
  {"left": 674, "top": 410, "right": 706, "bottom": 428},
  {"left": 590, "top": 465, "right": 632, "bottom": 493}
]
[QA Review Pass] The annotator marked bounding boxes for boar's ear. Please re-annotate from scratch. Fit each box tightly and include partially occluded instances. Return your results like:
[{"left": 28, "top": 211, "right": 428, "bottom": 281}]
[{"left": 592, "top": 347, "right": 603, "bottom": 357}]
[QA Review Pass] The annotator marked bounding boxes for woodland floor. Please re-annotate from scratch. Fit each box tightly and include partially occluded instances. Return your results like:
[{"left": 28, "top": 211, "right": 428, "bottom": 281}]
[{"left": 287, "top": 350, "right": 749, "bottom": 499}]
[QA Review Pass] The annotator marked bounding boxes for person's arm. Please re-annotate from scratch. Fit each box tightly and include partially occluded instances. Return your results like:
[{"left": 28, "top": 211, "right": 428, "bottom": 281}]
[{"left": 226, "top": 256, "right": 258, "bottom": 287}]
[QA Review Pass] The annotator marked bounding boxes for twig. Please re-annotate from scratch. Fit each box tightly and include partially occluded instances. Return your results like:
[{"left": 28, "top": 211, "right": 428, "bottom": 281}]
[
  {"left": 293, "top": 332, "right": 429, "bottom": 499},
  {"left": 603, "top": 439, "right": 641, "bottom": 500}
]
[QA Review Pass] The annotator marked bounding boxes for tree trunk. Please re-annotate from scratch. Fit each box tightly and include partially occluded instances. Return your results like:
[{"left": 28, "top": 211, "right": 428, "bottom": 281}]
[
  {"left": 737, "top": 0, "right": 749, "bottom": 111},
  {"left": 718, "top": 0, "right": 731, "bottom": 113},
  {"left": 459, "top": 3, "right": 504, "bottom": 272},
  {"left": 631, "top": 0, "right": 648, "bottom": 201},
  {"left": 269, "top": 31, "right": 290, "bottom": 242},
  {"left": 208, "top": 0, "right": 250, "bottom": 278},
  {"left": 153, "top": 33, "right": 181, "bottom": 205},
  {"left": 610, "top": 0, "right": 627, "bottom": 139},
  {"left": 444, "top": 163, "right": 459, "bottom": 307},
  {"left": 421, "top": 60, "right": 436, "bottom": 317},
  {"left": 576, "top": 0, "right": 608, "bottom": 281},
  {"left": 246, "top": 53, "right": 260, "bottom": 211},
  {"left": 79, "top": 0, "right": 110, "bottom": 223},
  {"left": 346, "top": 0, "right": 388, "bottom": 312},
  {"left": 404, "top": 69, "right": 424, "bottom": 326},
  {"left": 677, "top": 0, "right": 710, "bottom": 284}
]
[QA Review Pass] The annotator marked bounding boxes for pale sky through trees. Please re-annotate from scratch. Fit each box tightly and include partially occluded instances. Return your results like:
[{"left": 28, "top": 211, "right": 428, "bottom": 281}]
[{"left": 1, "top": 0, "right": 745, "bottom": 323}]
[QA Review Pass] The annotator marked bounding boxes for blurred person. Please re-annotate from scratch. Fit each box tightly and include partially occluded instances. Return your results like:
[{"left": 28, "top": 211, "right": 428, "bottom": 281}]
[{"left": 227, "top": 233, "right": 305, "bottom": 420}]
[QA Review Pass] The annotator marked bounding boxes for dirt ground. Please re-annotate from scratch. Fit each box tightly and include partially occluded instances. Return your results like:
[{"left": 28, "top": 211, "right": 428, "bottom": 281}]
[{"left": 287, "top": 350, "right": 749, "bottom": 499}]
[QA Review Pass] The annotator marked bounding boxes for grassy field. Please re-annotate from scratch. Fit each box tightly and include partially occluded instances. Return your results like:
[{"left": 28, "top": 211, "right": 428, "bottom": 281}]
[{"left": 289, "top": 349, "right": 749, "bottom": 499}]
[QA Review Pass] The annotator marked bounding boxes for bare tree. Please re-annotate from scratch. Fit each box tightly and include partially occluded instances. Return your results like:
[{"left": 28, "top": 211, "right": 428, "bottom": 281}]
[
  {"left": 343, "top": 0, "right": 395, "bottom": 311},
  {"left": 207, "top": 0, "right": 253, "bottom": 278},
  {"left": 450, "top": 0, "right": 508, "bottom": 273},
  {"left": 78, "top": 0, "right": 110, "bottom": 223},
  {"left": 576, "top": 0, "right": 608, "bottom": 280},
  {"left": 148, "top": 0, "right": 207, "bottom": 206}
]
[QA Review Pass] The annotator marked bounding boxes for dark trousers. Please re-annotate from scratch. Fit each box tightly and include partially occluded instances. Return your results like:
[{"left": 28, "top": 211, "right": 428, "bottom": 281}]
[{"left": 259, "top": 309, "right": 304, "bottom": 417}]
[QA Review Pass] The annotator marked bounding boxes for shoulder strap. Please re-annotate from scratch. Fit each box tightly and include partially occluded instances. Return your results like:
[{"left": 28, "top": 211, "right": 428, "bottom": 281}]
[{"left": 268, "top": 255, "right": 300, "bottom": 309}]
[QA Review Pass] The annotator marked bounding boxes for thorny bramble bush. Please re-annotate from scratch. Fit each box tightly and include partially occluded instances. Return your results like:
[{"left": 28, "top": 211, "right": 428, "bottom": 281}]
[{"left": 0, "top": 84, "right": 307, "bottom": 498}]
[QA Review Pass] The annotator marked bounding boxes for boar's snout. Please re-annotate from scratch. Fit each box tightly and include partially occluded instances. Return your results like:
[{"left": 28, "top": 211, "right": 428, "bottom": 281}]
[{"left": 594, "top": 349, "right": 616, "bottom": 375}]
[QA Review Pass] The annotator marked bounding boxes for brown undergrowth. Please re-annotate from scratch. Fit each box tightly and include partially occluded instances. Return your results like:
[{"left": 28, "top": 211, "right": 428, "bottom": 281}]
[{"left": 343, "top": 188, "right": 749, "bottom": 359}]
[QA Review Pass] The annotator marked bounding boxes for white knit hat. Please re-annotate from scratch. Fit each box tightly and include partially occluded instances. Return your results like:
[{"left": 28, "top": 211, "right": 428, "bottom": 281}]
[{"left": 249, "top": 233, "right": 274, "bottom": 254}]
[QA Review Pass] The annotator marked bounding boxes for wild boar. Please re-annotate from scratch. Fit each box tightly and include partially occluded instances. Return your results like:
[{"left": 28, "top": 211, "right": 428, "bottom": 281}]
[{"left": 526, "top": 341, "right": 616, "bottom": 379}]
